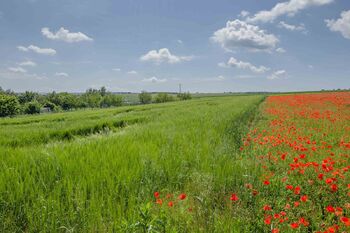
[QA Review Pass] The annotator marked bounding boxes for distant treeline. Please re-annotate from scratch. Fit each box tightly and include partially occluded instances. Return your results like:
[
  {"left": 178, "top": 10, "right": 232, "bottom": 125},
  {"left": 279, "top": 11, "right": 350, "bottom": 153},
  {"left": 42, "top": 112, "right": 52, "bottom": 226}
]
[{"left": 0, "top": 86, "right": 192, "bottom": 117}]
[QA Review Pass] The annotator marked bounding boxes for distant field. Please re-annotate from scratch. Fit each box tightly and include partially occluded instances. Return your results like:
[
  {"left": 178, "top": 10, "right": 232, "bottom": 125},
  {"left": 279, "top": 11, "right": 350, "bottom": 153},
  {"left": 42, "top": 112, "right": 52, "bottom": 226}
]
[
  {"left": 0, "top": 95, "right": 264, "bottom": 232},
  {"left": 1, "top": 92, "right": 349, "bottom": 232}
]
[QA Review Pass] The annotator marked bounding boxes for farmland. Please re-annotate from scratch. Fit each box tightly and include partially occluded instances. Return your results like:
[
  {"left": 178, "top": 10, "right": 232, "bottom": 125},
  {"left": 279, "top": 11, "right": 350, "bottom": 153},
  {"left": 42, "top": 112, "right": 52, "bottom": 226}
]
[{"left": 0, "top": 92, "right": 349, "bottom": 232}]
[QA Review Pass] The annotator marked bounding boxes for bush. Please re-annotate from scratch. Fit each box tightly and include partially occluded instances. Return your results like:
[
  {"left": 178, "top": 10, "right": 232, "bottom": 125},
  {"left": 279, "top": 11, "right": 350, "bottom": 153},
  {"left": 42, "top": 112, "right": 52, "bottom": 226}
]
[
  {"left": 155, "top": 93, "right": 174, "bottom": 103},
  {"left": 139, "top": 91, "right": 152, "bottom": 104},
  {"left": 100, "top": 94, "right": 123, "bottom": 108},
  {"left": 0, "top": 94, "right": 20, "bottom": 117},
  {"left": 177, "top": 92, "right": 192, "bottom": 100},
  {"left": 24, "top": 101, "right": 41, "bottom": 114},
  {"left": 43, "top": 102, "right": 60, "bottom": 112}
]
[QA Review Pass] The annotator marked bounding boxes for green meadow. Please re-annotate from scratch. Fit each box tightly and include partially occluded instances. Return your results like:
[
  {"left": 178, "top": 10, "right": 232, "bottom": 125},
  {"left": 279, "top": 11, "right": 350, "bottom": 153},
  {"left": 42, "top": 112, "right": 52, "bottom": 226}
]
[{"left": 0, "top": 95, "right": 265, "bottom": 232}]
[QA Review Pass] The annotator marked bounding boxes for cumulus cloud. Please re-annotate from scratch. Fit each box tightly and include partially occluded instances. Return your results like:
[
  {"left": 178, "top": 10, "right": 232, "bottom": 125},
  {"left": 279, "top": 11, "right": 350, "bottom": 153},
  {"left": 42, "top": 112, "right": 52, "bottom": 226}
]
[
  {"left": 19, "top": 60, "right": 37, "bottom": 66},
  {"left": 127, "top": 70, "right": 138, "bottom": 74},
  {"left": 325, "top": 10, "right": 350, "bottom": 39},
  {"left": 55, "top": 72, "right": 69, "bottom": 77},
  {"left": 8, "top": 67, "right": 27, "bottom": 73},
  {"left": 42, "top": 27, "right": 93, "bottom": 43},
  {"left": 278, "top": 21, "right": 307, "bottom": 33},
  {"left": 140, "top": 48, "right": 193, "bottom": 64},
  {"left": 276, "top": 47, "right": 286, "bottom": 53},
  {"left": 219, "top": 57, "right": 270, "bottom": 73},
  {"left": 142, "top": 76, "right": 167, "bottom": 83},
  {"left": 17, "top": 45, "right": 56, "bottom": 55},
  {"left": 112, "top": 68, "right": 121, "bottom": 71},
  {"left": 267, "top": 70, "right": 287, "bottom": 80},
  {"left": 238, "top": 10, "right": 250, "bottom": 18},
  {"left": 211, "top": 20, "right": 279, "bottom": 52},
  {"left": 247, "top": 0, "right": 334, "bottom": 23}
]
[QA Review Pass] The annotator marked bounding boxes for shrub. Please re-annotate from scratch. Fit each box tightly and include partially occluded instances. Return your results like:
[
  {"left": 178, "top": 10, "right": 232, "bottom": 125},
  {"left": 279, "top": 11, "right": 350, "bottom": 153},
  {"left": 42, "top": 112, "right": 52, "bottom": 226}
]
[
  {"left": 139, "top": 91, "right": 152, "bottom": 104},
  {"left": 177, "top": 92, "right": 192, "bottom": 100},
  {"left": 155, "top": 93, "right": 174, "bottom": 103},
  {"left": 100, "top": 94, "right": 123, "bottom": 108},
  {"left": 0, "top": 94, "right": 20, "bottom": 117},
  {"left": 24, "top": 101, "right": 41, "bottom": 114}
]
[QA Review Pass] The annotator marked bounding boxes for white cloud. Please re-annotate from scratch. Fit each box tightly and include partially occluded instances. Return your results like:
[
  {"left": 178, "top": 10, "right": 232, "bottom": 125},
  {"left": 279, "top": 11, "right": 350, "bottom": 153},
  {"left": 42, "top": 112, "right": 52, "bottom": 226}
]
[
  {"left": 247, "top": 0, "right": 334, "bottom": 23},
  {"left": 17, "top": 45, "right": 56, "bottom": 55},
  {"left": 216, "top": 75, "right": 226, "bottom": 81},
  {"left": 267, "top": 70, "right": 287, "bottom": 80},
  {"left": 211, "top": 20, "right": 279, "bottom": 52},
  {"left": 140, "top": 48, "right": 193, "bottom": 64},
  {"left": 142, "top": 76, "right": 167, "bottom": 83},
  {"left": 42, "top": 27, "right": 93, "bottom": 43},
  {"left": 127, "top": 70, "right": 138, "bottom": 74},
  {"left": 238, "top": 10, "right": 250, "bottom": 18},
  {"left": 219, "top": 57, "right": 270, "bottom": 73},
  {"left": 8, "top": 67, "right": 27, "bottom": 73},
  {"left": 55, "top": 72, "right": 69, "bottom": 77},
  {"left": 18, "top": 60, "right": 37, "bottom": 66},
  {"left": 112, "top": 68, "right": 121, "bottom": 71},
  {"left": 276, "top": 47, "right": 286, "bottom": 53},
  {"left": 308, "top": 64, "right": 314, "bottom": 69},
  {"left": 278, "top": 21, "right": 307, "bottom": 33},
  {"left": 325, "top": 10, "right": 350, "bottom": 39},
  {"left": 177, "top": 39, "right": 183, "bottom": 44}
]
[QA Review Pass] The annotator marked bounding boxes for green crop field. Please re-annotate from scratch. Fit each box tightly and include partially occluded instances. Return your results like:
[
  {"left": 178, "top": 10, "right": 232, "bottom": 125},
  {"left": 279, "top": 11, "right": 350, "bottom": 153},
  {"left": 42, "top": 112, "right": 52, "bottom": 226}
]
[{"left": 0, "top": 95, "right": 264, "bottom": 232}]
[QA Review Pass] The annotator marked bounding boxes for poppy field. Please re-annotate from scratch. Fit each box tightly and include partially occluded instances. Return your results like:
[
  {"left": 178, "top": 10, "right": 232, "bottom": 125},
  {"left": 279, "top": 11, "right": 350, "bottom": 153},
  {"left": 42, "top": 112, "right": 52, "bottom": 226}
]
[{"left": 0, "top": 92, "right": 349, "bottom": 232}]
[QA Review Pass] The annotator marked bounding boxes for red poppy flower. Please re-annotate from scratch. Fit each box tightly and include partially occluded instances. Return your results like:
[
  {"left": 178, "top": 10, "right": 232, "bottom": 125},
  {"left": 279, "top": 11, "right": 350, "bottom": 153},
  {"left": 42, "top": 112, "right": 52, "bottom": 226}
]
[
  {"left": 178, "top": 193, "right": 187, "bottom": 200},
  {"left": 290, "top": 222, "right": 299, "bottom": 229},
  {"left": 340, "top": 216, "right": 350, "bottom": 226},
  {"left": 230, "top": 193, "right": 239, "bottom": 202},
  {"left": 154, "top": 192, "right": 160, "bottom": 199},
  {"left": 300, "top": 195, "right": 308, "bottom": 202},
  {"left": 168, "top": 201, "right": 173, "bottom": 207}
]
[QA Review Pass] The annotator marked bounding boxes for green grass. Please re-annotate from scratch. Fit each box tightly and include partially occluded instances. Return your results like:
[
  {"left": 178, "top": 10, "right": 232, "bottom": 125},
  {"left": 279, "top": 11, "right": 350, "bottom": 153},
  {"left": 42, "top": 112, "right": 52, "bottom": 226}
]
[{"left": 0, "top": 95, "right": 264, "bottom": 232}]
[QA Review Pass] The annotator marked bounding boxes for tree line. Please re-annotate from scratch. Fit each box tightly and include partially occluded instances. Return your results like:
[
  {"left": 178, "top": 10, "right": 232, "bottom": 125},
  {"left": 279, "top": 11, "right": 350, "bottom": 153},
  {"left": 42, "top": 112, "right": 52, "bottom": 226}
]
[{"left": 0, "top": 86, "right": 192, "bottom": 117}]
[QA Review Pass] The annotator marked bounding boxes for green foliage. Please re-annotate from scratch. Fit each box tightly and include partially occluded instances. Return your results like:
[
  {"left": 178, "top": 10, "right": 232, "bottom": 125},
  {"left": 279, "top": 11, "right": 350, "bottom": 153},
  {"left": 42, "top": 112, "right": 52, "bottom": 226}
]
[
  {"left": 177, "top": 92, "right": 192, "bottom": 100},
  {"left": 138, "top": 91, "right": 152, "bottom": 104},
  {"left": 0, "top": 94, "right": 20, "bottom": 117},
  {"left": 43, "top": 102, "right": 60, "bottom": 112},
  {"left": 154, "top": 93, "right": 174, "bottom": 103},
  {"left": 100, "top": 94, "right": 123, "bottom": 108},
  {"left": 24, "top": 101, "right": 42, "bottom": 114},
  {"left": 18, "top": 91, "right": 39, "bottom": 104}
]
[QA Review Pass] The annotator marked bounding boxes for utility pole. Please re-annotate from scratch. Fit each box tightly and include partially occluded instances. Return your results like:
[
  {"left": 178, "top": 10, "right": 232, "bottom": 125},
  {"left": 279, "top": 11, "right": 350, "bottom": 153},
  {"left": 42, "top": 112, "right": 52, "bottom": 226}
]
[{"left": 179, "top": 83, "right": 182, "bottom": 94}]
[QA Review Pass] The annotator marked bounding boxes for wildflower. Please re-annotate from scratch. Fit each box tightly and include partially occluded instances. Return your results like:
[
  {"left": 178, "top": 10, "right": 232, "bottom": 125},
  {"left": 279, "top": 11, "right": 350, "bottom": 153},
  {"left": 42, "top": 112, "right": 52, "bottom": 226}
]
[
  {"left": 168, "top": 201, "right": 173, "bottom": 207},
  {"left": 230, "top": 193, "right": 239, "bottom": 202},
  {"left": 294, "top": 186, "right": 301, "bottom": 195},
  {"left": 264, "top": 180, "right": 270, "bottom": 185},
  {"left": 264, "top": 216, "right": 272, "bottom": 225},
  {"left": 263, "top": 205, "right": 272, "bottom": 211},
  {"left": 272, "top": 228, "right": 279, "bottom": 233},
  {"left": 286, "top": 184, "right": 293, "bottom": 190},
  {"left": 300, "top": 195, "right": 308, "bottom": 202},
  {"left": 178, "top": 193, "right": 186, "bottom": 200},
  {"left": 156, "top": 199, "right": 163, "bottom": 205},
  {"left": 326, "top": 205, "right": 335, "bottom": 213},
  {"left": 154, "top": 191, "right": 160, "bottom": 198},
  {"left": 290, "top": 222, "right": 299, "bottom": 229},
  {"left": 340, "top": 217, "right": 350, "bottom": 226}
]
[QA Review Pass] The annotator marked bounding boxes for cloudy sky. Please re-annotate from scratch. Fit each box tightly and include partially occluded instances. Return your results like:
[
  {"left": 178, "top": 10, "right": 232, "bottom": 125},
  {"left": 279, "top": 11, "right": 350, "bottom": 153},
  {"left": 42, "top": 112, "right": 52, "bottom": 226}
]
[{"left": 0, "top": 0, "right": 349, "bottom": 93}]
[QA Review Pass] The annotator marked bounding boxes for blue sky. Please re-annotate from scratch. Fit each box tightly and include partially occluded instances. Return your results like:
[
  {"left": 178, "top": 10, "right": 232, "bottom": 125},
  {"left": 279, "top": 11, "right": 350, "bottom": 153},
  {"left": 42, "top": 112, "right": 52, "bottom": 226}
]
[{"left": 0, "top": 0, "right": 349, "bottom": 93}]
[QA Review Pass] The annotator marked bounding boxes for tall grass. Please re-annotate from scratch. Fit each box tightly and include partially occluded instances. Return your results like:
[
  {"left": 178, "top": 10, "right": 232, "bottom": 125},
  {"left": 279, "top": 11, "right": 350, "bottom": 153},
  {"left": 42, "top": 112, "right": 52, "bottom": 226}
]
[{"left": 0, "top": 95, "right": 264, "bottom": 232}]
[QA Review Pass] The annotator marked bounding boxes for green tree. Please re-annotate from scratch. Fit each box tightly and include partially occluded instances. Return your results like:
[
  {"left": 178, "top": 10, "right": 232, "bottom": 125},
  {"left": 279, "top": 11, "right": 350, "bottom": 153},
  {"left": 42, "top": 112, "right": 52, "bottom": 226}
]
[
  {"left": 0, "top": 94, "right": 20, "bottom": 117},
  {"left": 100, "top": 94, "right": 123, "bottom": 107},
  {"left": 24, "top": 101, "right": 41, "bottom": 114},
  {"left": 177, "top": 92, "right": 192, "bottom": 100},
  {"left": 18, "top": 91, "right": 38, "bottom": 104},
  {"left": 138, "top": 91, "right": 152, "bottom": 104},
  {"left": 155, "top": 93, "right": 174, "bottom": 103}
]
